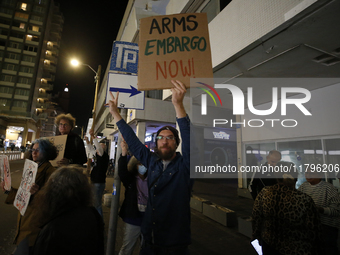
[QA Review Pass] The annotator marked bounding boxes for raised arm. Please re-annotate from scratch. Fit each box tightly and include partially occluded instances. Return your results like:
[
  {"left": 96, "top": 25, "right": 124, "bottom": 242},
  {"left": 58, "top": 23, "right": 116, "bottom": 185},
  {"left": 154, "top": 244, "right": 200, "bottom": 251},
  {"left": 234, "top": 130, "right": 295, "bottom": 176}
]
[
  {"left": 171, "top": 80, "right": 187, "bottom": 118},
  {"left": 107, "top": 91, "right": 122, "bottom": 124}
]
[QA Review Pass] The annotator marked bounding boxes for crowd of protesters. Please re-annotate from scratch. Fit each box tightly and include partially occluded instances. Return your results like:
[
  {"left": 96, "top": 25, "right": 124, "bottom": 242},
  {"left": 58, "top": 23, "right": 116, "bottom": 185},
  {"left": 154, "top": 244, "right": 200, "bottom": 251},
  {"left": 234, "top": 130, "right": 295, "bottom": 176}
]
[{"left": 2, "top": 79, "right": 340, "bottom": 255}]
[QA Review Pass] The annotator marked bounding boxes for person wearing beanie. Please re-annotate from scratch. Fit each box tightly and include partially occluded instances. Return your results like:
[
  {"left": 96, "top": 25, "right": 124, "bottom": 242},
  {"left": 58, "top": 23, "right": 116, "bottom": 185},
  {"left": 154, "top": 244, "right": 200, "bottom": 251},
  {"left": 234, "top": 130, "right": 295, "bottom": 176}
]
[{"left": 108, "top": 80, "right": 191, "bottom": 254}]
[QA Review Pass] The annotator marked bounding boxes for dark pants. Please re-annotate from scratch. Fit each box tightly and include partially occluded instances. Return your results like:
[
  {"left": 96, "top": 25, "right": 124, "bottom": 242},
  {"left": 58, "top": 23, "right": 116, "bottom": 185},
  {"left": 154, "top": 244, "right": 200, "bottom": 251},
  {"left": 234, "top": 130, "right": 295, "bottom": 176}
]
[
  {"left": 140, "top": 242, "right": 189, "bottom": 255},
  {"left": 13, "top": 238, "right": 33, "bottom": 255},
  {"left": 321, "top": 224, "right": 339, "bottom": 255},
  {"left": 261, "top": 240, "right": 281, "bottom": 255}
]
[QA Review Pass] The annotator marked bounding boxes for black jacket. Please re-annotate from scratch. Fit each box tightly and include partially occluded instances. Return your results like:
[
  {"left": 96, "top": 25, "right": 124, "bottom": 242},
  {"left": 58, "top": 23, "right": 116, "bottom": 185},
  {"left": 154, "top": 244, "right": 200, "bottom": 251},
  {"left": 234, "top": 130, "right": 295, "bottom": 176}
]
[
  {"left": 33, "top": 206, "right": 104, "bottom": 255},
  {"left": 118, "top": 155, "right": 142, "bottom": 220},
  {"left": 91, "top": 151, "right": 109, "bottom": 183},
  {"left": 249, "top": 162, "right": 277, "bottom": 200},
  {"left": 64, "top": 132, "right": 87, "bottom": 165}
]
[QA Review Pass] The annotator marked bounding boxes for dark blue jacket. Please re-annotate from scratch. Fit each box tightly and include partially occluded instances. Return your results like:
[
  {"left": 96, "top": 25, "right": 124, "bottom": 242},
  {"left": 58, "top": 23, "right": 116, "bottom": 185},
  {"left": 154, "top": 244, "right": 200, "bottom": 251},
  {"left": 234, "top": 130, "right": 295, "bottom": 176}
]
[{"left": 117, "top": 116, "right": 191, "bottom": 247}]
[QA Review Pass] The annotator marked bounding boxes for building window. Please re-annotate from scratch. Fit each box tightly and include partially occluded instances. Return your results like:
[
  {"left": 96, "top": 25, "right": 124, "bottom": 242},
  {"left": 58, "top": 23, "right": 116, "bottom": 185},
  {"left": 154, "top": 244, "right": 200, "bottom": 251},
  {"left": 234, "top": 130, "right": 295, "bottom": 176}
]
[
  {"left": 0, "top": 28, "right": 9, "bottom": 36},
  {"left": 0, "top": 7, "right": 14, "bottom": 15},
  {"left": 15, "top": 88, "right": 29, "bottom": 96},
  {"left": 30, "top": 25, "right": 40, "bottom": 32},
  {"left": 12, "top": 21, "right": 25, "bottom": 29},
  {"left": 0, "top": 75, "right": 15, "bottom": 82},
  {"left": 0, "top": 40, "right": 6, "bottom": 47},
  {"left": 24, "top": 45, "right": 38, "bottom": 52},
  {"left": 2, "top": 0, "right": 16, "bottom": 8},
  {"left": 0, "top": 18, "right": 11, "bottom": 26},
  {"left": 14, "top": 12, "right": 29, "bottom": 19},
  {"left": 25, "top": 34, "right": 39, "bottom": 42},
  {"left": 22, "top": 55, "right": 35, "bottom": 63},
  {"left": 45, "top": 50, "right": 52, "bottom": 56},
  {"left": 20, "top": 3, "right": 27, "bottom": 11},
  {"left": 30, "top": 15, "right": 43, "bottom": 22},
  {"left": 17, "top": 77, "right": 32, "bottom": 84},
  {"left": 5, "top": 52, "right": 20, "bottom": 60},
  {"left": 0, "top": 99, "right": 9, "bottom": 107},
  {"left": 3, "top": 63, "right": 19, "bottom": 71},
  {"left": 8, "top": 41, "right": 23, "bottom": 49},
  {"left": 32, "top": 5, "right": 45, "bottom": 14},
  {"left": 13, "top": 100, "right": 27, "bottom": 108},
  {"left": 19, "top": 66, "right": 33, "bottom": 73},
  {"left": 0, "top": 86, "right": 14, "bottom": 94},
  {"left": 10, "top": 31, "right": 24, "bottom": 39}
]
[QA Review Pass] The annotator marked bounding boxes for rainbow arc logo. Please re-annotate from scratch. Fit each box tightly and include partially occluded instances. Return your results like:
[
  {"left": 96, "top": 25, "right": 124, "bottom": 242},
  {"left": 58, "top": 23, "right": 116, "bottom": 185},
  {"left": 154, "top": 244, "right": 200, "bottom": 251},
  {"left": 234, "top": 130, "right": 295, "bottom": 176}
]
[{"left": 197, "top": 82, "right": 222, "bottom": 106}]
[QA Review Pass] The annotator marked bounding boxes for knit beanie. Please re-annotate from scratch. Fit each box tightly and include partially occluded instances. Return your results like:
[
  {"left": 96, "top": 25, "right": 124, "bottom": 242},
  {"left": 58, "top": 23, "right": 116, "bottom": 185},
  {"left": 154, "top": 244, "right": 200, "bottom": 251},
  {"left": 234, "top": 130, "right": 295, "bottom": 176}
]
[{"left": 156, "top": 126, "right": 180, "bottom": 146}]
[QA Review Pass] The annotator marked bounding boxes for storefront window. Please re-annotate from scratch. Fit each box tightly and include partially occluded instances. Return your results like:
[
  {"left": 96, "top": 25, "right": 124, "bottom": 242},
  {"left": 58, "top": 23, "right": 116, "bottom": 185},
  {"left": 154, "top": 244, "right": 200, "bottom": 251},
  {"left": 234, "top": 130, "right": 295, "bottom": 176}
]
[
  {"left": 277, "top": 140, "right": 323, "bottom": 187},
  {"left": 245, "top": 138, "right": 340, "bottom": 189}
]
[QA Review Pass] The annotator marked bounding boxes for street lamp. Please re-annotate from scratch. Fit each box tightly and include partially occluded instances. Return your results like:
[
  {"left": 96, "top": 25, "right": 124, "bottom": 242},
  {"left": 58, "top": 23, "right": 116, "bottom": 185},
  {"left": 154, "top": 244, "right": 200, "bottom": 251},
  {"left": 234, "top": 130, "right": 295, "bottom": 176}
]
[{"left": 70, "top": 59, "right": 99, "bottom": 83}]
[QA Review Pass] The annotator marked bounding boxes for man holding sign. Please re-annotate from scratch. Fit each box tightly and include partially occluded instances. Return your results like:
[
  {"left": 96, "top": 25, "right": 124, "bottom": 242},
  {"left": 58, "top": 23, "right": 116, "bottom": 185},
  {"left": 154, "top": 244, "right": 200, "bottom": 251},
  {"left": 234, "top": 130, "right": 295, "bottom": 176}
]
[{"left": 107, "top": 80, "right": 191, "bottom": 254}]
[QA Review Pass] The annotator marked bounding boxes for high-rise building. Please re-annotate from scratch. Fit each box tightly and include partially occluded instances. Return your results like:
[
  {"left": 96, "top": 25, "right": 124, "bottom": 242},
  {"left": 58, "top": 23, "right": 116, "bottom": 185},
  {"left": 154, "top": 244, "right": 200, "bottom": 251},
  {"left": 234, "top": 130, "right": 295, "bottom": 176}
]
[{"left": 0, "top": 0, "right": 63, "bottom": 148}]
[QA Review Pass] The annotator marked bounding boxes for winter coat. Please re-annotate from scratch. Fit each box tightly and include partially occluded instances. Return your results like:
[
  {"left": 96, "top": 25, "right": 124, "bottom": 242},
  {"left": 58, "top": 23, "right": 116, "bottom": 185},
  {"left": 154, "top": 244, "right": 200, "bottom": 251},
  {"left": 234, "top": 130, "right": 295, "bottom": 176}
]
[{"left": 5, "top": 161, "right": 56, "bottom": 246}]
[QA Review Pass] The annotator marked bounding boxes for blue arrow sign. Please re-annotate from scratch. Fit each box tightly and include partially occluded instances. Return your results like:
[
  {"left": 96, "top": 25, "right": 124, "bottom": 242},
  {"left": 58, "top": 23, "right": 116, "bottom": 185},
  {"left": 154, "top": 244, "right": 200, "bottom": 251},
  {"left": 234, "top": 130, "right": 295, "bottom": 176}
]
[{"left": 109, "top": 85, "right": 141, "bottom": 97}]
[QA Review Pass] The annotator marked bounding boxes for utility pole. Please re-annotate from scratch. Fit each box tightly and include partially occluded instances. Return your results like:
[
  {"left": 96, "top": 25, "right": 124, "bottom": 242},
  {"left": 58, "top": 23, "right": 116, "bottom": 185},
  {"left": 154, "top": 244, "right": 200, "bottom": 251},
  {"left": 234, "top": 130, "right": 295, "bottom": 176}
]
[
  {"left": 106, "top": 108, "right": 126, "bottom": 255},
  {"left": 87, "top": 65, "right": 101, "bottom": 174}
]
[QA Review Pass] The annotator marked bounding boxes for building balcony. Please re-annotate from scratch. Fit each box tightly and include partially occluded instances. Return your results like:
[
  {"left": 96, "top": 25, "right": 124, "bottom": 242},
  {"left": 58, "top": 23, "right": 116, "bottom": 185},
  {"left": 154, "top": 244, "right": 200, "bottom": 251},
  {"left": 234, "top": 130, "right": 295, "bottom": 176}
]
[
  {"left": 40, "top": 83, "right": 53, "bottom": 91},
  {"left": 38, "top": 92, "right": 51, "bottom": 100},
  {"left": 37, "top": 112, "right": 48, "bottom": 119},
  {"left": 43, "top": 64, "right": 56, "bottom": 73},
  {"left": 41, "top": 72, "right": 55, "bottom": 81},
  {"left": 36, "top": 102, "right": 50, "bottom": 109},
  {"left": 44, "top": 54, "right": 57, "bottom": 63}
]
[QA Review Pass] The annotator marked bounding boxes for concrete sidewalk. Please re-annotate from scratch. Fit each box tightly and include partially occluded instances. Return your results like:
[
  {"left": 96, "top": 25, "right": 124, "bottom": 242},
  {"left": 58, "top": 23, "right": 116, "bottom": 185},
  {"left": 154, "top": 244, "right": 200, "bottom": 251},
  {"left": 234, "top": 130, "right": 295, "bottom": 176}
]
[{"left": 103, "top": 177, "right": 257, "bottom": 255}]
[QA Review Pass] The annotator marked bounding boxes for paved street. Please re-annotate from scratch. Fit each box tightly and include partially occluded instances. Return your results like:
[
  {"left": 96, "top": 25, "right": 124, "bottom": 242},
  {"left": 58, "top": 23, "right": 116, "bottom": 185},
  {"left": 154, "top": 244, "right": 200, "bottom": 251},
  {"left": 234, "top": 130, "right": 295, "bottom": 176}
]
[
  {"left": 0, "top": 160, "right": 25, "bottom": 255},
  {"left": 1, "top": 160, "right": 257, "bottom": 255}
]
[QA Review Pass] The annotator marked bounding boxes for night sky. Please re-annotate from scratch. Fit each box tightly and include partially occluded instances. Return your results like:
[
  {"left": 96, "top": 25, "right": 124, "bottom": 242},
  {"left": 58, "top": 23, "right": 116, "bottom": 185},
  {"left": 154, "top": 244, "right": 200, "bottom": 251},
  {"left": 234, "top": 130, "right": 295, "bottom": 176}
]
[{"left": 53, "top": 1, "right": 129, "bottom": 129}]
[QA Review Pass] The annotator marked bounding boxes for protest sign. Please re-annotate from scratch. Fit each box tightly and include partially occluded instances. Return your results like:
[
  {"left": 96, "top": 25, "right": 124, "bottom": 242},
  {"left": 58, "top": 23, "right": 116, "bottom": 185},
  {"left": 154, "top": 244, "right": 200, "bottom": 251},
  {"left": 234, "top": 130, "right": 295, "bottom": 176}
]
[
  {"left": 138, "top": 13, "right": 213, "bottom": 90},
  {"left": 0, "top": 156, "right": 11, "bottom": 191},
  {"left": 14, "top": 159, "right": 38, "bottom": 216},
  {"left": 42, "top": 135, "right": 67, "bottom": 167}
]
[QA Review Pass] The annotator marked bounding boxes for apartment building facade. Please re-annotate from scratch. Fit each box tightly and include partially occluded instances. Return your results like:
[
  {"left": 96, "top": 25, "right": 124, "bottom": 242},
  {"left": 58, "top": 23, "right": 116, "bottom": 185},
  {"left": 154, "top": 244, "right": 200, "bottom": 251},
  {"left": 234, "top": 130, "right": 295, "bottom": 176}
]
[{"left": 0, "top": 0, "right": 63, "bottom": 148}]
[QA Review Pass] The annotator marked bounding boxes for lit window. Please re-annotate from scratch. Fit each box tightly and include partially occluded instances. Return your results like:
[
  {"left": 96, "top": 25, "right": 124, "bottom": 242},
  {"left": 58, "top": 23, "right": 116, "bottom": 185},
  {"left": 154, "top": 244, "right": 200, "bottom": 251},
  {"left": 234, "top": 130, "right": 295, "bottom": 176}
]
[
  {"left": 32, "top": 26, "right": 39, "bottom": 32},
  {"left": 20, "top": 23, "right": 25, "bottom": 29},
  {"left": 26, "top": 34, "right": 32, "bottom": 41},
  {"left": 21, "top": 3, "right": 27, "bottom": 11},
  {"left": 15, "top": 12, "right": 29, "bottom": 19}
]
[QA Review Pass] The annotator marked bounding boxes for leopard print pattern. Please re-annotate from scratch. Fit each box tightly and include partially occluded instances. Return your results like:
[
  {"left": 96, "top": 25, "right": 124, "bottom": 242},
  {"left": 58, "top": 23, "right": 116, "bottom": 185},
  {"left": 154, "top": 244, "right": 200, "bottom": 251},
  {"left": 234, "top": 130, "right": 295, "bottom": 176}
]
[{"left": 252, "top": 184, "right": 322, "bottom": 255}]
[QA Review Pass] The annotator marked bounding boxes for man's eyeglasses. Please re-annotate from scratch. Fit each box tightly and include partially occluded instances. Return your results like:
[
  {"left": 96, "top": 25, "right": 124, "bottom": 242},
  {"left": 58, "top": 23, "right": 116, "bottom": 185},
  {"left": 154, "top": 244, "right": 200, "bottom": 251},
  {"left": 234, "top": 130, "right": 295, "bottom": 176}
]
[
  {"left": 30, "top": 148, "right": 39, "bottom": 153},
  {"left": 59, "top": 123, "right": 69, "bottom": 127},
  {"left": 156, "top": 135, "right": 175, "bottom": 141}
]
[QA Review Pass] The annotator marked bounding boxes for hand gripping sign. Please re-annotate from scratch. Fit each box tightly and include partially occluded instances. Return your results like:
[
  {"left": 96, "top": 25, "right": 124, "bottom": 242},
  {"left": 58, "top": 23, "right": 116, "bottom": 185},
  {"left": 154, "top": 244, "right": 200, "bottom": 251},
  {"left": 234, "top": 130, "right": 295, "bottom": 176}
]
[{"left": 14, "top": 159, "right": 38, "bottom": 216}]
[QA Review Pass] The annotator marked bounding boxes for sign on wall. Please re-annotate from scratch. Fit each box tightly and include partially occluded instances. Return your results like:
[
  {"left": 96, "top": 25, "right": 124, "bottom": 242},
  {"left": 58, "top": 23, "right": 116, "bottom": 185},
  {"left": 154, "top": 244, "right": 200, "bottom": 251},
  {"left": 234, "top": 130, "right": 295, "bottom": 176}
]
[
  {"left": 138, "top": 13, "right": 213, "bottom": 90},
  {"left": 110, "top": 41, "right": 139, "bottom": 74},
  {"left": 105, "top": 73, "right": 145, "bottom": 110}
]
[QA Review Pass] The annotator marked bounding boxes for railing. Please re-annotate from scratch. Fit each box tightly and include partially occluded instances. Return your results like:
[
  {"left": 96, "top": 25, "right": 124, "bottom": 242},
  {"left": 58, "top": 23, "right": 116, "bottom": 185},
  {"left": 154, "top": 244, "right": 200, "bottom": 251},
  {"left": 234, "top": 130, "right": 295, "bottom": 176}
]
[{"left": 0, "top": 151, "right": 24, "bottom": 160}]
